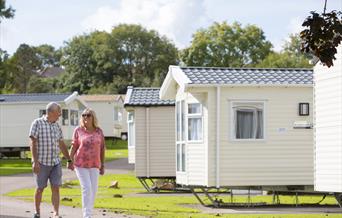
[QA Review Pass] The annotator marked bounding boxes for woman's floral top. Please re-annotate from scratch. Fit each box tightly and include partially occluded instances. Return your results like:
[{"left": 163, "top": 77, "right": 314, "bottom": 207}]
[{"left": 72, "top": 126, "right": 105, "bottom": 169}]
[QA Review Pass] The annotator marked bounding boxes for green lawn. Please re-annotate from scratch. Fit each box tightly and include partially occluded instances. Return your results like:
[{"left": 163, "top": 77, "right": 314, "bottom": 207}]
[
  {"left": 6, "top": 173, "right": 340, "bottom": 218},
  {"left": 0, "top": 159, "right": 32, "bottom": 175},
  {"left": 0, "top": 139, "right": 127, "bottom": 176}
]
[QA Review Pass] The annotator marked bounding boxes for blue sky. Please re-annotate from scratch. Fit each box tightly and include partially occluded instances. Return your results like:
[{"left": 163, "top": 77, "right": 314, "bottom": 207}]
[{"left": 1, "top": 0, "right": 342, "bottom": 54}]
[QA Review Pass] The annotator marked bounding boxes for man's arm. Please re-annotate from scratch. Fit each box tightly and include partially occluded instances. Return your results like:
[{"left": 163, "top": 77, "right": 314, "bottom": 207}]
[{"left": 29, "top": 136, "right": 40, "bottom": 174}]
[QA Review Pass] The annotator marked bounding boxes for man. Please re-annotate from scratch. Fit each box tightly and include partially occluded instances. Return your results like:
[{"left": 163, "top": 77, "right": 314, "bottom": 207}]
[{"left": 29, "top": 102, "right": 73, "bottom": 218}]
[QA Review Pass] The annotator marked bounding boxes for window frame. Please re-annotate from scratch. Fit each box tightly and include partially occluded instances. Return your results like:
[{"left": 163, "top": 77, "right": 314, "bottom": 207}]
[
  {"left": 176, "top": 100, "right": 186, "bottom": 173},
  {"left": 114, "top": 105, "right": 123, "bottom": 122},
  {"left": 39, "top": 109, "right": 46, "bottom": 117},
  {"left": 70, "top": 110, "right": 79, "bottom": 126},
  {"left": 230, "top": 100, "right": 266, "bottom": 142},
  {"left": 127, "top": 112, "right": 135, "bottom": 147},
  {"left": 187, "top": 102, "right": 203, "bottom": 143},
  {"left": 62, "top": 109, "right": 69, "bottom": 126}
]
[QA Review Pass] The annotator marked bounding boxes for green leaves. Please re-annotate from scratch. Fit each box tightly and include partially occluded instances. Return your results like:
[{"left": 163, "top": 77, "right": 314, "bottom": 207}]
[
  {"left": 300, "top": 10, "right": 342, "bottom": 67},
  {"left": 180, "top": 21, "right": 272, "bottom": 67},
  {"left": 61, "top": 24, "right": 178, "bottom": 94},
  {"left": 0, "top": 0, "right": 15, "bottom": 22}
]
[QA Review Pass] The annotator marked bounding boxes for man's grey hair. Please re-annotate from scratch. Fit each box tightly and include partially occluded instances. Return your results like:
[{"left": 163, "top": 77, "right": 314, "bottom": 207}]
[{"left": 46, "top": 102, "right": 61, "bottom": 113}]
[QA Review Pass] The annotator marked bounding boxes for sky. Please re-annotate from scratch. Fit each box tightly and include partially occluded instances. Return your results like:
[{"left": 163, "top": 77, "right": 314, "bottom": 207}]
[{"left": 1, "top": 0, "right": 342, "bottom": 55}]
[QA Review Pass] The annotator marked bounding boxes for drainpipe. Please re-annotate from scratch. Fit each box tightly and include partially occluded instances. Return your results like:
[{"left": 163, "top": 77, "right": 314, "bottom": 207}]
[
  {"left": 146, "top": 107, "right": 150, "bottom": 177},
  {"left": 216, "top": 86, "right": 220, "bottom": 188}
]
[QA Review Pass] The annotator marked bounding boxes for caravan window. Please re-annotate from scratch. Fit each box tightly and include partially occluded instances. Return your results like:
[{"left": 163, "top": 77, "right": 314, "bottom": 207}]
[
  {"left": 188, "top": 103, "right": 203, "bottom": 141},
  {"left": 176, "top": 100, "right": 186, "bottom": 172},
  {"left": 114, "top": 106, "right": 123, "bottom": 122},
  {"left": 70, "top": 110, "right": 79, "bottom": 126},
  {"left": 232, "top": 102, "right": 264, "bottom": 140},
  {"left": 62, "top": 109, "right": 69, "bottom": 125},
  {"left": 127, "top": 112, "right": 135, "bottom": 147},
  {"left": 39, "top": 109, "right": 46, "bottom": 117}
]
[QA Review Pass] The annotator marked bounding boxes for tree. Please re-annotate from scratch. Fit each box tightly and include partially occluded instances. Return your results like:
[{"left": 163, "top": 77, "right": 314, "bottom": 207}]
[
  {"left": 26, "top": 75, "right": 55, "bottom": 93},
  {"left": 109, "top": 24, "right": 178, "bottom": 90},
  {"left": 180, "top": 21, "right": 272, "bottom": 67},
  {"left": 7, "top": 44, "right": 41, "bottom": 92},
  {"left": 35, "top": 44, "right": 62, "bottom": 68},
  {"left": 0, "top": 49, "right": 11, "bottom": 93},
  {"left": 0, "top": 0, "right": 15, "bottom": 22},
  {"left": 61, "top": 24, "right": 179, "bottom": 94},
  {"left": 257, "top": 34, "right": 313, "bottom": 68},
  {"left": 300, "top": 4, "right": 342, "bottom": 67},
  {"left": 256, "top": 52, "right": 312, "bottom": 68},
  {"left": 59, "top": 34, "right": 96, "bottom": 94}
]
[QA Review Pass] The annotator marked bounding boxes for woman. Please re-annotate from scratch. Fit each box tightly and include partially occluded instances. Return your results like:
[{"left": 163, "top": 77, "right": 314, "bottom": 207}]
[{"left": 68, "top": 108, "right": 105, "bottom": 218}]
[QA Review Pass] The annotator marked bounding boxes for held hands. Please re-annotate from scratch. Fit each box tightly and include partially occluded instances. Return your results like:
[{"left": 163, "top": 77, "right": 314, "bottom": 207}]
[
  {"left": 100, "top": 165, "right": 105, "bottom": 175},
  {"left": 67, "top": 160, "right": 74, "bottom": 171},
  {"left": 32, "top": 162, "right": 40, "bottom": 174}
]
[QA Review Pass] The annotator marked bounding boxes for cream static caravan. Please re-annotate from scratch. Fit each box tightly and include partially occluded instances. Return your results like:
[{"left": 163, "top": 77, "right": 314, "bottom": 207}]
[
  {"left": 0, "top": 92, "right": 87, "bottom": 156},
  {"left": 160, "top": 66, "right": 314, "bottom": 195},
  {"left": 314, "top": 45, "right": 342, "bottom": 205},
  {"left": 80, "top": 95, "right": 128, "bottom": 139},
  {"left": 124, "top": 87, "right": 175, "bottom": 191}
]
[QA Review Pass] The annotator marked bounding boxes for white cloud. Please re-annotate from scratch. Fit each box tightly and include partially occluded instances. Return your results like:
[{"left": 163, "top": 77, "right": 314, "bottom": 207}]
[
  {"left": 270, "top": 16, "right": 304, "bottom": 52},
  {"left": 288, "top": 16, "right": 304, "bottom": 35},
  {"left": 81, "top": 0, "right": 210, "bottom": 48}
]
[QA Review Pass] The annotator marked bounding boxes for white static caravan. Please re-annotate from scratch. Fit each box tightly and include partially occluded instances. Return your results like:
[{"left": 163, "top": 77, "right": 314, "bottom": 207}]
[
  {"left": 80, "top": 95, "right": 128, "bottom": 139},
  {"left": 124, "top": 87, "right": 175, "bottom": 190},
  {"left": 160, "top": 66, "right": 314, "bottom": 194},
  {"left": 0, "top": 92, "right": 87, "bottom": 155},
  {"left": 314, "top": 45, "right": 342, "bottom": 205}
]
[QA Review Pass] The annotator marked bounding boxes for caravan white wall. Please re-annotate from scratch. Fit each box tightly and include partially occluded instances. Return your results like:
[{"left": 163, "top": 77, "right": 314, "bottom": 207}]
[
  {"left": 175, "top": 86, "right": 313, "bottom": 187},
  {"left": 0, "top": 102, "right": 81, "bottom": 148},
  {"left": 127, "top": 106, "right": 175, "bottom": 177},
  {"left": 84, "top": 101, "right": 115, "bottom": 137},
  {"left": 314, "top": 46, "right": 342, "bottom": 192}
]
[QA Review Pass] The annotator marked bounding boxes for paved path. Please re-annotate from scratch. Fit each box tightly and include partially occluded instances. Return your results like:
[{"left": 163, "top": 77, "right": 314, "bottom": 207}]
[
  {"left": 0, "top": 158, "right": 143, "bottom": 218},
  {"left": 1, "top": 158, "right": 341, "bottom": 217}
]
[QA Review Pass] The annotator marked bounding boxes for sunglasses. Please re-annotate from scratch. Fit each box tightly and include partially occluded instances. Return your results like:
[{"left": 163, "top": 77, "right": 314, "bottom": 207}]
[{"left": 82, "top": 113, "right": 92, "bottom": 118}]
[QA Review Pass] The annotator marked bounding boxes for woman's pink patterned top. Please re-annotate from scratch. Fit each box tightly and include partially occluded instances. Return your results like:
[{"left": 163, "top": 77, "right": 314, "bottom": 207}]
[{"left": 72, "top": 126, "right": 105, "bottom": 169}]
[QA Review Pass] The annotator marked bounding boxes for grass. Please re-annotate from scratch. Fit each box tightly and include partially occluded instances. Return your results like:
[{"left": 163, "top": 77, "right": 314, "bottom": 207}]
[
  {"left": 6, "top": 173, "right": 341, "bottom": 218},
  {"left": 0, "top": 139, "right": 127, "bottom": 176},
  {"left": 104, "top": 138, "right": 128, "bottom": 161},
  {"left": 0, "top": 159, "right": 32, "bottom": 175}
]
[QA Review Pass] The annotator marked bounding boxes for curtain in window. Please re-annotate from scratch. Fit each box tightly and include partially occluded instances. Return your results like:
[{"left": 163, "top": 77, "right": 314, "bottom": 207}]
[
  {"left": 236, "top": 110, "right": 254, "bottom": 138},
  {"left": 188, "top": 118, "right": 202, "bottom": 140},
  {"left": 181, "top": 144, "right": 186, "bottom": 172},
  {"left": 235, "top": 107, "right": 263, "bottom": 139},
  {"left": 256, "top": 110, "right": 263, "bottom": 138},
  {"left": 181, "top": 101, "right": 186, "bottom": 141}
]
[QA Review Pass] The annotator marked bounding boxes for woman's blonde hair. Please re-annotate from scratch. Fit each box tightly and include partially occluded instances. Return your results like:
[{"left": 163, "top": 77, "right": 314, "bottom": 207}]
[{"left": 80, "top": 108, "right": 99, "bottom": 129}]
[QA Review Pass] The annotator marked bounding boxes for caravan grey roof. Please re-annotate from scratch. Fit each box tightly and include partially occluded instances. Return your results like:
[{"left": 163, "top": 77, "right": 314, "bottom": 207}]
[
  {"left": 0, "top": 93, "right": 71, "bottom": 103},
  {"left": 125, "top": 87, "right": 175, "bottom": 106},
  {"left": 181, "top": 67, "right": 313, "bottom": 85}
]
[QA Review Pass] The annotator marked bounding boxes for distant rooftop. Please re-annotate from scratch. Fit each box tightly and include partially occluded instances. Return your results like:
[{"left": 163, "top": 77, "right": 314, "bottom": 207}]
[
  {"left": 39, "top": 67, "right": 65, "bottom": 78},
  {"left": 124, "top": 87, "right": 175, "bottom": 106},
  {"left": 80, "top": 94, "right": 125, "bottom": 102},
  {"left": 180, "top": 67, "right": 313, "bottom": 85},
  {"left": 0, "top": 93, "right": 72, "bottom": 103}
]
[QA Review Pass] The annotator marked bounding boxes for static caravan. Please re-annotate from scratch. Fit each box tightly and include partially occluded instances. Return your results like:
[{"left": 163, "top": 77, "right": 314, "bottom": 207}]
[
  {"left": 314, "top": 45, "right": 342, "bottom": 205},
  {"left": 0, "top": 92, "right": 87, "bottom": 156},
  {"left": 80, "top": 95, "right": 128, "bottom": 139},
  {"left": 124, "top": 87, "right": 175, "bottom": 191},
  {"left": 160, "top": 66, "right": 315, "bottom": 201}
]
